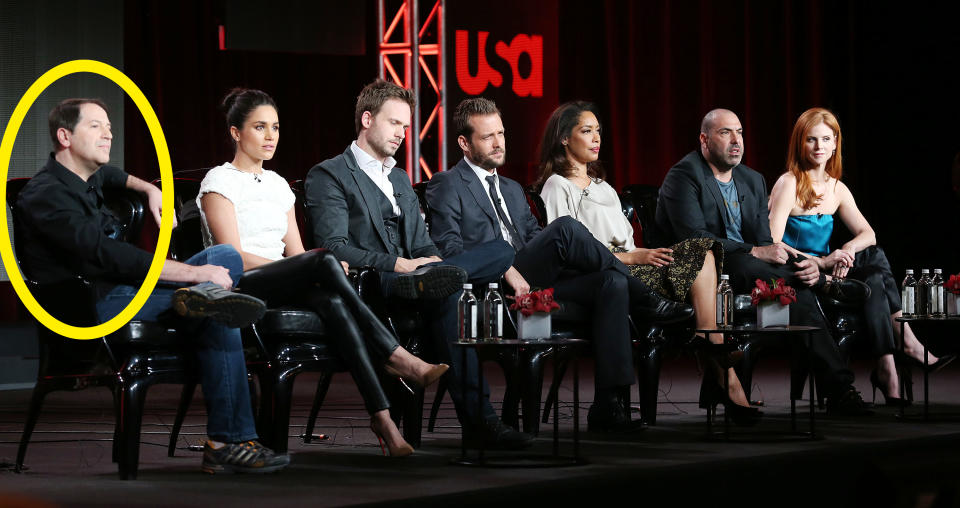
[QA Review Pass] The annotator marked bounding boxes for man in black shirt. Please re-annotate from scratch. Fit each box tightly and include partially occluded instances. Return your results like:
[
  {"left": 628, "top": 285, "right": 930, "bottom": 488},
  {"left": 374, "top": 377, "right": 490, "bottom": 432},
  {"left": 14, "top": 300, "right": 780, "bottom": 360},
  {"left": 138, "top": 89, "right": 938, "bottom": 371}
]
[{"left": 15, "top": 98, "right": 289, "bottom": 473}]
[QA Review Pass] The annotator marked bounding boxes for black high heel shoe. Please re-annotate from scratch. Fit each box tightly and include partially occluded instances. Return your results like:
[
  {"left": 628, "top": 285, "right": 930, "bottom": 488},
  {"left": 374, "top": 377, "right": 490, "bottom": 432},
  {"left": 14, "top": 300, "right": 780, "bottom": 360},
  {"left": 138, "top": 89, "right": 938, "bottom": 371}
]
[
  {"left": 869, "top": 369, "right": 910, "bottom": 407},
  {"left": 898, "top": 353, "right": 957, "bottom": 374},
  {"left": 698, "top": 374, "right": 763, "bottom": 426}
]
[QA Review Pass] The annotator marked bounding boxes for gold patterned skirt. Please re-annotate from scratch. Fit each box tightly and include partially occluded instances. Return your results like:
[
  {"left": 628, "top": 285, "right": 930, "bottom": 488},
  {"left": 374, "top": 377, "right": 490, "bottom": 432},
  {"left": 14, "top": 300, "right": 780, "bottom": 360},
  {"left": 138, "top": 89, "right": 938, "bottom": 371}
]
[{"left": 614, "top": 237, "right": 723, "bottom": 302}]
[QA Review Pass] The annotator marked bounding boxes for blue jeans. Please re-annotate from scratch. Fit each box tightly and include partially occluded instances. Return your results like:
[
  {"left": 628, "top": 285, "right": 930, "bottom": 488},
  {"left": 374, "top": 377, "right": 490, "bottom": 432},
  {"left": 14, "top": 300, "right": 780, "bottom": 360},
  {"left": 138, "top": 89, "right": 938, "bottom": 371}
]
[{"left": 96, "top": 244, "right": 258, "bottom": 443}]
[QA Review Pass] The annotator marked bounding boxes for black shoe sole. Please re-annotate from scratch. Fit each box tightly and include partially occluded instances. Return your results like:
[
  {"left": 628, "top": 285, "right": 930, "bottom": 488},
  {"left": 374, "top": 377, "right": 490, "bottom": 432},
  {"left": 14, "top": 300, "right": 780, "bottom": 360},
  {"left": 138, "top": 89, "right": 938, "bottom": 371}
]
[
  {"left": 392, "top": 266, "right": 466, "bottom": 300},
  {"left": 173, "top": 290, "right": 266, "bottom": 328},
  {"left": 201, "top": 461, "right": 289, "bottom": 474}
]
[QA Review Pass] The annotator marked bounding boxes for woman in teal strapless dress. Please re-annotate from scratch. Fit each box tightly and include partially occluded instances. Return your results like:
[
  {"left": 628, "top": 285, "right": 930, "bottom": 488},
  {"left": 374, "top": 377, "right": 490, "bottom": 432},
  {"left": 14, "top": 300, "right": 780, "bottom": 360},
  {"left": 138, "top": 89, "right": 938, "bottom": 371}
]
[{"left": 768, "top": 108, "right": 947, "bottom": 405}]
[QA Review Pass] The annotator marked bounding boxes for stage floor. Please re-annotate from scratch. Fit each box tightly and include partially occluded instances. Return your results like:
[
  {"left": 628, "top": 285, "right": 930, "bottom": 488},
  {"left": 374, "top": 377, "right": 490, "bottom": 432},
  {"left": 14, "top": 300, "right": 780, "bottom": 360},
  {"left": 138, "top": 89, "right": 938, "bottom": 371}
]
[{"left": 1, "top": 355, "right": 960, "bottom": 507}]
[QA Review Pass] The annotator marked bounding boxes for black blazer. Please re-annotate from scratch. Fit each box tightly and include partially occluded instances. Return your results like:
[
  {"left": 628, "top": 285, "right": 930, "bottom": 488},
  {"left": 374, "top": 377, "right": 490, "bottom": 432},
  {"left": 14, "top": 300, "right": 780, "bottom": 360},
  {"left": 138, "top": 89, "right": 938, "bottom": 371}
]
[
  {"left": 653, "top": 150, "right": 773, "bottom": 254},
  {"left": 304, "top": 146, "right": 439, "bottom": 271},
  {"left": 425, "top": 158, "right": 541, "bottom": 258}
]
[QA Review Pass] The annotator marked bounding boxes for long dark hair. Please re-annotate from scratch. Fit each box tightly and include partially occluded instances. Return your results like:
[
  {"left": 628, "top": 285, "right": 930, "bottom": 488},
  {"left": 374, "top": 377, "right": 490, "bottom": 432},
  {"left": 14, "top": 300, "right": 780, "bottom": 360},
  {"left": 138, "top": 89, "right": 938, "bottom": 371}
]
[
  {"left": 536, "top": 101, "right": 605, "bottom": 188},
  {"left": 220, "top": 88, "right": 278, "bottom": 143}
]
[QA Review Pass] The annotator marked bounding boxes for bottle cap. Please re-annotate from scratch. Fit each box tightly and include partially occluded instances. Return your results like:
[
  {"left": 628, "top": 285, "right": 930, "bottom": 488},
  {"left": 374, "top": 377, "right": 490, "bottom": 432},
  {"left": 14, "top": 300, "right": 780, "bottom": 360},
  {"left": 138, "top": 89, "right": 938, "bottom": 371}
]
[
  {"left": 463, "top": 283, "right": 473, "bottom": 289},
  {"left": 934, "top": 268, "right": 942, "bottom": 273},
  {"left": 922, "top": 269, "right": 930, "bottom": 274},
  {"left": 906, "top": 269, "right": 914, "bottom": 274},
  {"left": 720, "top": 274, "right": 729, "bottom": 280},
  {"left": 489, "top": 282, "right": 498, "bottom": 289}
]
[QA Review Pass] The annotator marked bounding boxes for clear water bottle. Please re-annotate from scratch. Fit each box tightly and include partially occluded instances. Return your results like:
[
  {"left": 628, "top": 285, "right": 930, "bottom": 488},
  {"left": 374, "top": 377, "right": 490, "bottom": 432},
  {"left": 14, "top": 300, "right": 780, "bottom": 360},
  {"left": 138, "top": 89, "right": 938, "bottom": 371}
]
[
  {"left": 458, "top": 283, "right": 478, "bottom": 342},
  {"left": 932, "top": 269, "right": 945, "bottom": 317},
  {"left": 901, "top": 269, "right": 916, "bottom": 317},
  {"left": 917, "top": 269, "right": 931, "bottom": 317},
  {"left": 482, "top": 282, "right": 503, "bottom": 342},
  {"left": 716, "top": 274, "right": 733, "bottom": 328}
]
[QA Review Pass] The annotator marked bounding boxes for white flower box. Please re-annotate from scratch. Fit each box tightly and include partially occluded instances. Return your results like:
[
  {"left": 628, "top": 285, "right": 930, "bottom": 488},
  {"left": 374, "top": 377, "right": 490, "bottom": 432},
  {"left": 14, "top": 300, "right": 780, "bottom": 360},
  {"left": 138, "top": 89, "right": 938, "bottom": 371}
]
[
  {"left": 517, "top": 311, "right": 551, "bottom": 340},
  {"left": 757, "top": 301, "right": 790, "bottom": 328}
]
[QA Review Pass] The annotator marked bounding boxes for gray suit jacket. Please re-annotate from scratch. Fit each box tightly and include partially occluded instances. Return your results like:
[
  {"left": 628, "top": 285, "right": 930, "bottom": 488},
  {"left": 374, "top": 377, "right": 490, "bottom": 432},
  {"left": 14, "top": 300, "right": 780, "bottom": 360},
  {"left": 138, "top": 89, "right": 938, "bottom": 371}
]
[
  {"left": 304, "top": 146, "right": 439, "bottom": 271},
  {"left": 653, "top": 150, "right": 773, "bottom": 254},
  {"left": 425, "top": 158, "right": 541, "bottom": 258}
]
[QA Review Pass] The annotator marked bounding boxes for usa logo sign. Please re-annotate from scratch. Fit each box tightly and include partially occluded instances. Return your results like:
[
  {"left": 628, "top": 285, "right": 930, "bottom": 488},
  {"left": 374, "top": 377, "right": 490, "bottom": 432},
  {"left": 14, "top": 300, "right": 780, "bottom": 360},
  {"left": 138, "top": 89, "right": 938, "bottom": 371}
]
[{"left": 454, "top": 30, "right": 543, "bottom": 98}]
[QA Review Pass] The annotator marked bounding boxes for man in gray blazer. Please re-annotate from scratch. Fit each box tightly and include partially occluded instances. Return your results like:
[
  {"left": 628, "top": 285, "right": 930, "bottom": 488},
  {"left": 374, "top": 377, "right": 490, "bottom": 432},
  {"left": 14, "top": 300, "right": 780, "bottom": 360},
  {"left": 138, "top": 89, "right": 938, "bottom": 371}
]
[
  {"left": 426, "top": 98, "right": 693, "bottom": 432},
  {"left": 654, "top": 108, "right": 869, "bottom": 415},
  {"left": 304, "top": 80, "right": 528, "bottom": 448}
]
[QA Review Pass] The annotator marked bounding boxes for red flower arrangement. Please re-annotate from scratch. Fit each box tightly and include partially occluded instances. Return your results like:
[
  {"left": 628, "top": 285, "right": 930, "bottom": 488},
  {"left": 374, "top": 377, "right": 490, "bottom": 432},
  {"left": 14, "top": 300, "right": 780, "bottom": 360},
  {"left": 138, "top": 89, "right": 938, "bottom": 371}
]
[
  {"left": 509, "top": 288, "right": 561, "bottom": 317},
  {"left": 945, "top": 274, "right": 960, "bottom": 295},
  {"left": 751, "top": 278, "right": 797, "bottom": 306}
]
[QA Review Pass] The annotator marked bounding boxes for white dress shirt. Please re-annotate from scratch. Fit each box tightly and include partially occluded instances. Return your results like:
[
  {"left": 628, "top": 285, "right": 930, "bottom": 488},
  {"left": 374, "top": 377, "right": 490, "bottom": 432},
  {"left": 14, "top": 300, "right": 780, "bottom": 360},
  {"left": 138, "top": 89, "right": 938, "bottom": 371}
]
[
  {"left": 351, "top": 141, "right": 401, "bottom": 216},
  {"left": 465, "top": 157, "right": 515, "bottom": 246}
]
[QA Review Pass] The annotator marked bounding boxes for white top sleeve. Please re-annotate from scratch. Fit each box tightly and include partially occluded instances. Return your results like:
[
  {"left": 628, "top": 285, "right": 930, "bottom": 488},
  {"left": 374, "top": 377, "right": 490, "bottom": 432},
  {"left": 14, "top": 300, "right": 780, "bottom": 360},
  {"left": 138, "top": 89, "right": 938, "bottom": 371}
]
[
  {"left": 197, "top": 162, "right": 295, "bottom": 262},
  {"left": 539, "top": 173, "right": 578, "bottom": 223},
  {"left": 540, "top": 174, "right": 636, "bottom": 251}
]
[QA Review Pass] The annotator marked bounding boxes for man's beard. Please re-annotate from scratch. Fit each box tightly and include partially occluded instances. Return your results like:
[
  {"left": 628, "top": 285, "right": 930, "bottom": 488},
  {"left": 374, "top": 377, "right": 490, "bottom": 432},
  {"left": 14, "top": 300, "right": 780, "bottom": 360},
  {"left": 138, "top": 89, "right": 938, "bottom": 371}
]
[{"left": 469, "top": 149, "right": 505, "bottom": 170}]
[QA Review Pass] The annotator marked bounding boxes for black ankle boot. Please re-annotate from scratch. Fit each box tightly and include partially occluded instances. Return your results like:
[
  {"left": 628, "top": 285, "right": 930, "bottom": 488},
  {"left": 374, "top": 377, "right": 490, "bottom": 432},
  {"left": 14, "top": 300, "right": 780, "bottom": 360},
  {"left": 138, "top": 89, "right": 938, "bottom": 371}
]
[{"left": 630, "top": 285, "right": 694, "bottom": 324}]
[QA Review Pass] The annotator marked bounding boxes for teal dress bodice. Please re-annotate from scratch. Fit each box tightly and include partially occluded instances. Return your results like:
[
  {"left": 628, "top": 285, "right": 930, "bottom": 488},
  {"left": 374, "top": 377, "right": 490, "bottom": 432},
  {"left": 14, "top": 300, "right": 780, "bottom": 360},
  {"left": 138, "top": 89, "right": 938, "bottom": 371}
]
[{"left": 783, "top": 214, "right": 833, "bottom": 257}]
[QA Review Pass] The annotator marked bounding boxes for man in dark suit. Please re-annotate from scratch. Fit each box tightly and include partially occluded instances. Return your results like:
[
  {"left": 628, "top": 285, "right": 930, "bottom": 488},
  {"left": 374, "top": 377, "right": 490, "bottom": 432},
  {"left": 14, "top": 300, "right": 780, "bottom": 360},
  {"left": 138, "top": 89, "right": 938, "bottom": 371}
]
[
  {"left": 654, "top": 108, "right": 869, "bottom": 414},
  {"left": 304, "top": 80, "right": 528, "bottom": 448},
  {"left": 426, "top": 97, "right": 693, "bottom": 432}
]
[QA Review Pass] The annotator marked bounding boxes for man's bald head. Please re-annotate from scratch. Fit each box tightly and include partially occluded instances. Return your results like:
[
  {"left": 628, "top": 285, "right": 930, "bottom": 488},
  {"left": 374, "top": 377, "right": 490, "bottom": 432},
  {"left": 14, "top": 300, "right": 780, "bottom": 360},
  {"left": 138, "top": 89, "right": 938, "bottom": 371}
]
[
  {"left": 699, "top": 109, "right": 743, "bottom": 174},
  {"left": 700, "top": 108, "right": 737, "bottom": 135}
]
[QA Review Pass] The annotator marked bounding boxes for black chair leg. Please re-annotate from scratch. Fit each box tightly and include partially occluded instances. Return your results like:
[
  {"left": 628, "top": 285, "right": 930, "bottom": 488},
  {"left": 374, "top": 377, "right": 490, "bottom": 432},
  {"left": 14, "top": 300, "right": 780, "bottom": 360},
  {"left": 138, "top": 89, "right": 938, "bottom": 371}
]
[
  {"left": 401, "top": 386, "right": 425, "bottom": 449},
  {"left": 303, "top": 372, "right": 333, "bottom": 443},
  {"left": 168, "top": 381, "right": 197, "bottom": 457},
  {"left": 427, "top": 377, "right": 447, "bottom": 432},
  {"left": 521, "top": 350, "right": 548, "bottom": 436},
  {"left": 15, "top": 385, "right": 49, "bottom": 473},
  {"left": 737, "top": 341, "right": 759, "bottom": 402},
  {"left": 541, "top": 356, "right": 569, "bottom": 424},
  {"left": 637, "top": 345, "right": 663, "bottom": 425},
  {"left": 268, "top": 367, "right": 299, "bottom": 455},
  {"left": 118, "top": 380, "right": 149, "bottom": 480}
]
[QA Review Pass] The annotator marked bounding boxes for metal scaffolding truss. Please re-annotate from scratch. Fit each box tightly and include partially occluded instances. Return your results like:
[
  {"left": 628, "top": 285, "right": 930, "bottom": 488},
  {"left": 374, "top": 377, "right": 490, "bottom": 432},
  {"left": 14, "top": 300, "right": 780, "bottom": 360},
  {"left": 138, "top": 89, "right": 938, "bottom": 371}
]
[{"left": 378, "top": 0, "right": 445, "bottom": 183}]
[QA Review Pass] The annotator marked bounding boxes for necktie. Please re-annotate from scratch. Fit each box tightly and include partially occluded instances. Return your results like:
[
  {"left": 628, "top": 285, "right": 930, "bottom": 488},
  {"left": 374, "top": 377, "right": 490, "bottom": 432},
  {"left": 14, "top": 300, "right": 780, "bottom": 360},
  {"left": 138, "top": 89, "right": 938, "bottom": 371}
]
[{"left": 485, "top": 174, "right": 524, "bottom": 251}]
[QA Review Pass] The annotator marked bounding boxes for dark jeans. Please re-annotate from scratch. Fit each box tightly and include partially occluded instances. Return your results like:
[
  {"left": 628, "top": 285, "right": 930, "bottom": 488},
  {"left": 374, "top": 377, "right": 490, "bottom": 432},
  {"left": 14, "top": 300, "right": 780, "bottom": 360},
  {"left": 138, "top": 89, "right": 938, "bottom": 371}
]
[
  {"left": 724, "top": 250, "right": 855, "bottom": 398},
  {"left": 238, "top": 249, "right": 400, "bottom": 414},
  {"left": 514, "top": 216, "right": 637, "bottom": 389},
  {"left": 847, "top": 246, "right": 901, "bottom": 357},
  {"left": 96, "top": 244, "right": 258, "bottom": 443},
  {"left": 380, "top": 240, "right": 515, "bottom": 426}
]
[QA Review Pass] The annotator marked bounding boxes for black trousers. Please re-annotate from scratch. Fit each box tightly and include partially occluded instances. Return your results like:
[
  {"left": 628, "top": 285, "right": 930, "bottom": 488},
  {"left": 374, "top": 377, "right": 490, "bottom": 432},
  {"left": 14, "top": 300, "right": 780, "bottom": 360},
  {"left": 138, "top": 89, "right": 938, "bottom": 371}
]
[
  {"left": 238, "top": 249, "right": 398, "bottom": 414},
  {"left": 514, "top": 216, "right": 637, "bottom": 389},
  {"left": 847, "top": 246, "right": 901, "bottom": 357},
  {"left": 724, "top": 251, "right": 855, "bottom": 398}
]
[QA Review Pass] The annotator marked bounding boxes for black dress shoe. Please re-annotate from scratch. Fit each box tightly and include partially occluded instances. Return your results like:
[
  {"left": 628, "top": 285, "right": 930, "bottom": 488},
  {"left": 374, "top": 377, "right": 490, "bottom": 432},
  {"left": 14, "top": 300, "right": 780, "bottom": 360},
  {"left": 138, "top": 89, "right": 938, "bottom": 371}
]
[
  {"left": 389, "top": 265, "right": 467, "bottom": 300},
  {"left": 826, "top": 388, "right": 874, "bottom": 416},
  {"left": 631, "top": 287, "right": 695, "bottom": 324},
  {"left": 587, "top": 402, "right": 646, "bottom": 433},
  {"left": 817, "top": 277, "right": 871, "bottom": 304},
  {"left": 463, "top": 420, "right": 533, "bottom": 450}
]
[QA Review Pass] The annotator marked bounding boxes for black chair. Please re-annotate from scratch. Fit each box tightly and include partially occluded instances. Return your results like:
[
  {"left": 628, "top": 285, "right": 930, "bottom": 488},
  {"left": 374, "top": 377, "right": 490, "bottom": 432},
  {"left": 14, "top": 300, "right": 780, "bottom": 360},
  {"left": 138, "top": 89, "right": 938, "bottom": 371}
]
[{"left": 7, "top": 177, "right": 193, "bottom": 480}]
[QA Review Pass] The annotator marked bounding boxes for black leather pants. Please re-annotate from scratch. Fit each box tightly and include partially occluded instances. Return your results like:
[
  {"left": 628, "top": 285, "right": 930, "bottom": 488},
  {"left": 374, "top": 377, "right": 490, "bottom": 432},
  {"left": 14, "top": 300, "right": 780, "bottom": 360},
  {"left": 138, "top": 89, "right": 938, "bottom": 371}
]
[{"left": 238, "top": 249, "right": 399, "bottom": 414}]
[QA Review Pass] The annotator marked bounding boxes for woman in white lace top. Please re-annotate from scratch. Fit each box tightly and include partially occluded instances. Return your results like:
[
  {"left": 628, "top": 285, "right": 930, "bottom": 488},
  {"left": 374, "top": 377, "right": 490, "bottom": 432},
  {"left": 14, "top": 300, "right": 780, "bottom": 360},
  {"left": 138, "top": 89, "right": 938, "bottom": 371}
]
[{"left": 198, "top": 88, "right": 447, "bottom": 456}]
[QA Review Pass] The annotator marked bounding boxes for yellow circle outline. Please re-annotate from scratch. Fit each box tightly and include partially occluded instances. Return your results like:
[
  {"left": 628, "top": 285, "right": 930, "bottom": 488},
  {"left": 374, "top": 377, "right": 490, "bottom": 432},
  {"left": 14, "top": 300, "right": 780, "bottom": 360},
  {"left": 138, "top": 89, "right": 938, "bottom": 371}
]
[{"left": 0, "top": 59, "right": 172, "bottom": 340}]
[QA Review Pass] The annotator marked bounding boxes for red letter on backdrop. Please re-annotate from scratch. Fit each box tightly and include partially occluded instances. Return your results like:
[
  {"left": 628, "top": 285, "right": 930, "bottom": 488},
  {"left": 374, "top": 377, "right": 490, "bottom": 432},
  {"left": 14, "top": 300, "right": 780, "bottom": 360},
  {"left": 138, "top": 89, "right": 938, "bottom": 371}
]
[
  {"left": 455, "top": 30, "right": 503, "bottom": 95},
  {"left": 495, "top": 34, "right": 543, "bottom": 98}
]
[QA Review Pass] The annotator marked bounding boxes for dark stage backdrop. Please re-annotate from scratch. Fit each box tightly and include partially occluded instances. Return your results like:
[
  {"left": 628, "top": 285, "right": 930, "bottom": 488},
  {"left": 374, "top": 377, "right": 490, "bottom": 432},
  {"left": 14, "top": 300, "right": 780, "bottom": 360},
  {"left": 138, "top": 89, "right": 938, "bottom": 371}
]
[{"left": 119, "top": 0, "right": 958, "bottom": 280}]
